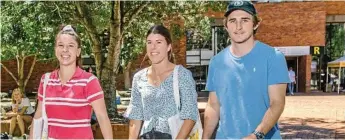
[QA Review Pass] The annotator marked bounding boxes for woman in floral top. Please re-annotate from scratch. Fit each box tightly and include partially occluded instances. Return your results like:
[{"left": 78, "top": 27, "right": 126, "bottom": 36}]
[{"left": 125, "top": 25, "right": 199, "bottom": 139}]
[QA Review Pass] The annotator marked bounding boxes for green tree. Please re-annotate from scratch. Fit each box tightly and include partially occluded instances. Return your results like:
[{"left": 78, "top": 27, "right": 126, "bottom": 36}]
[
  {"left": 1, "top": 1, "right": 59, "bottom": 94},
  {"left": 326, "top": 24, "right": 345, "bottom": 61},
  {"left": 0, "top": 1, "right": 94, "bottom": 94},
  {"left": 1, "top": 1, "right": 227, "bottom": 119}
]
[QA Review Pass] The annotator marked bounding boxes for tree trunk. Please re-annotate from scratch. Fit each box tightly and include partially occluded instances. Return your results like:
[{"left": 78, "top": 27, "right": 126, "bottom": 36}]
[
  {"left": 124, "top": 62, "right": 132, "bottom": 89},
  {"left": 24, "top": 55, "right": 37, "bottom": 95},
  {"left": 17, "top": 55, "right": 25, "bottom": 94},
  {"left": 0, "top": 63, "right": 19, "bottom": 85},
  {"left": 18, "top": 79, "right": 25, "bottom": 95},
  {"left": 73, "top": 1, "right": 122, "bottom": 119},
  {"left": 74, "top": 2, "right": 102, "bottom": 78},
  {"left": 99, "top": 1, "right": 122, "bottom": 119},
  {"left": 100, "top": 69, "right": 116, "bottom": 119}
]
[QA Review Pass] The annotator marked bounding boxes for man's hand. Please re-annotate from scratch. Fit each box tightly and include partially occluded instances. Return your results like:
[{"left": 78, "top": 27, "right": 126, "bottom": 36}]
[{"left": 242, "top": 133, "right": 256, "bottom": 139}]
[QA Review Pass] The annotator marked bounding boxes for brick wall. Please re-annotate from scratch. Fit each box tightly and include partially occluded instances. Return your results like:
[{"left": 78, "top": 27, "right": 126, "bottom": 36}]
[
  {"left": 255, "top": 4, "right": 326, "bottom": 46},
  {"left": 1, "top": 56, "right": 57, "bottom": 93},
  {"left": 205, "top": 1, "right": 345, "bottom": 47},
  {"left": 298, "top": 55, "right": 312, "bottom": 93},
  {"left": 325, "top": 1, "right": 345, "bottom": 15},
  {"left": 93, "top": 123, "right": 129, "bottom": 139},
  {"left": 206, "top": 2, "right": 329, "bottom": 47}
]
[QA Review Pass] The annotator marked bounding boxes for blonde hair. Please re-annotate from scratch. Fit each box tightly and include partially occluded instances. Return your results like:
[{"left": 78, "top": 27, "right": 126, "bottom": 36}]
[{"left": 11, "top": 88, "right": 23, "bottom": 104}]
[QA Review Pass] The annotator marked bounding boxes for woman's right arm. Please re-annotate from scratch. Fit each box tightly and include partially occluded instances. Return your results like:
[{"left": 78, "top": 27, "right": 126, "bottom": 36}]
[
  {"left": 129, "top": 120, "right": 143, "bottom": 139},
  {"left": 125, "top": 73, "right": 144, "bottom": 139},
  {"left": 29, "top": 75, "right": 44, "bottom": 139},
  {"left": 29, "top": 101, "right": 42, "bottom": 139}
]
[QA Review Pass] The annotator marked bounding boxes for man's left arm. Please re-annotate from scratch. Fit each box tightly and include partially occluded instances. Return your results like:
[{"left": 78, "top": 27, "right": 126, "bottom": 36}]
[
  {"left": 244, "top": 50, "right": 288, "bottom": 139},
  {"left": 243, "top": 84, "right": 286, "bottom": 139}
]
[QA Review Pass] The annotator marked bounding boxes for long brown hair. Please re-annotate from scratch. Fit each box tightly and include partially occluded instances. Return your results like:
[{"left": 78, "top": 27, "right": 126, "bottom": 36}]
[
  {"left": 11, "top": 88, "right": 22, "bottom": 104},
  {"left": 55, "top": 24, "right": 82, "bottom": 68},
  {"left": 140, "top": 25, "right": 174, "bottom": 68}
]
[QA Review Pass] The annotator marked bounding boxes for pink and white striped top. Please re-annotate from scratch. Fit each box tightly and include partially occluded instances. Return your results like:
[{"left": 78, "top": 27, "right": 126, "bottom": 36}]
[{"left": 38, "top": 67, "right": 104, "bottom": 139}]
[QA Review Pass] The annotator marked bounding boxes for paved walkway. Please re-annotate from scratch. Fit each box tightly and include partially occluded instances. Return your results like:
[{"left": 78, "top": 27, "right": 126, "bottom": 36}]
[
  {"left": 198, "top": 91, "right": 345, "bottom": 139},
  {"left": 279, "top": 92, "right": 345, "bottom": 139}
]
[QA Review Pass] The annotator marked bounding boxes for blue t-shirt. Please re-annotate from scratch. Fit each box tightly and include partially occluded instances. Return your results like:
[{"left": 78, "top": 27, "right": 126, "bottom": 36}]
[{"left": 206, "top": 41, "right": 290, "bottom": 139}]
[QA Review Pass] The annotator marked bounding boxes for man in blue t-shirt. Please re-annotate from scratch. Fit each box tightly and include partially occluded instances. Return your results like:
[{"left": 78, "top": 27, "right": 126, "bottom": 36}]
[{"left": 202, "top": 1, "right": 290, "bottom": 139}]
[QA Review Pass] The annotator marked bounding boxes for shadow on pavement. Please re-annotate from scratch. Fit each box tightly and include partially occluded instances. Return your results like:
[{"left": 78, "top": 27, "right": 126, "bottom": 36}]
[{"left": 279, "top": 117, "right": 345, "bottom": 139}]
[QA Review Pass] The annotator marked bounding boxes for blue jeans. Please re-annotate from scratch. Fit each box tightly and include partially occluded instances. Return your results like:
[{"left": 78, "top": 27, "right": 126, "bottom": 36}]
[
  {"left": 139, "top": 128, "right": 172, "bottom": 139},
  {"left": 288, "top": 82, "right": 294, "bottom": 95}
]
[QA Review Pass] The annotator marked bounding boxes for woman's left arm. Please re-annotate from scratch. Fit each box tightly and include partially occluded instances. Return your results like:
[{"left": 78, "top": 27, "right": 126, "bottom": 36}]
[
  {"left": 86, "top": 76, "right": 112, "bottom": 139},
  {"left": 176, "top": 120, "right": 196, "bottom": 139},
  {"left": 176, "top": 68, "right": 199, "bottom": 139},
  {"left": 91, "top": 98, "right": 113, "bottom": 139}
]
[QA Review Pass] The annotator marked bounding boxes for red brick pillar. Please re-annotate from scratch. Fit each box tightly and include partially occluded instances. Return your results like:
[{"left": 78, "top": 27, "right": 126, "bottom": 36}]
[{"left": 298, "top": 55, "right": 311, "bottom": 93}]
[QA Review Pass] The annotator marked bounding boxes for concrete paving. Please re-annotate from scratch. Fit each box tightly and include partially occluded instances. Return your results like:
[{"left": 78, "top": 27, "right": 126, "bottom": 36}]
[{"left": 198, "top": 92, "right": 345, "bottom": 139}]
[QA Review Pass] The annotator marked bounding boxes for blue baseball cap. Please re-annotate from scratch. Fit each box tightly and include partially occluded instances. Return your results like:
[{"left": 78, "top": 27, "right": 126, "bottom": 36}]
[{"left": 224, "top": 0, "right": 257, "bottom": 17}]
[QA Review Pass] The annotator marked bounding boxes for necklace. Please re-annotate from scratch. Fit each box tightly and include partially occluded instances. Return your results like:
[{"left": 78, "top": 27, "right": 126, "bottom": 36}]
[{"left": 151, "top": 66, "right": 174, "bottom": 86}]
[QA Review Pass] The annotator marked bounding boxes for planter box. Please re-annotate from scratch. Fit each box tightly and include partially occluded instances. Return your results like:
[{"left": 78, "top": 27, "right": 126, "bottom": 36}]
[
  {"left": 93, "top": 123, "right": 129, "bottom": 139},
  {"left": 0, "top": 117, "right": 31, "bottom": 136},
  {"left": 93, "top": 109, "right": 206, "bottom": 139}
]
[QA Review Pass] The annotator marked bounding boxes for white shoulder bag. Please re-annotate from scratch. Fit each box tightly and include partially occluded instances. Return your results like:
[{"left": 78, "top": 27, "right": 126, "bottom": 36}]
[
  {"left": 168, "top": 65, "right": 203, "bottom": 140},
  {"left": 32, "top": 73, "right": 50, "bottom": 139}
]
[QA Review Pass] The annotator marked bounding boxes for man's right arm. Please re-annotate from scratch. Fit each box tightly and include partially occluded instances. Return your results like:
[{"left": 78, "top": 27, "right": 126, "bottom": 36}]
[{"left": 202, "top": 92, "right": 220, "bottom": 139}]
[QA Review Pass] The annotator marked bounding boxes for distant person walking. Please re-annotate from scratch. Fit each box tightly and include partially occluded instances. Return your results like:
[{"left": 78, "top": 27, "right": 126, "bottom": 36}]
[{"left": 288, "top": 67, "right": 296, "bottom": 95}]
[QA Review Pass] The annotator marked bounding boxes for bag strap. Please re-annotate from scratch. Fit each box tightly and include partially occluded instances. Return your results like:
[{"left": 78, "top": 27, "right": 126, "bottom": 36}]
[
  {"left": 173, "top": 65, "right": 180, "bottom": 111},
  {"left": 42, "top": 73, "right": 50, "bottom": 121}
]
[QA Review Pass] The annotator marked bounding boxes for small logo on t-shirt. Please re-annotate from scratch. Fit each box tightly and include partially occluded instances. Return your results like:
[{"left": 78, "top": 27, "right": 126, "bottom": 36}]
[{"left": 253, "top": 67, "right": 256, "bottom": 72}]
